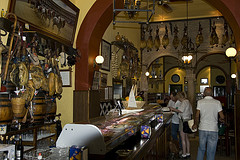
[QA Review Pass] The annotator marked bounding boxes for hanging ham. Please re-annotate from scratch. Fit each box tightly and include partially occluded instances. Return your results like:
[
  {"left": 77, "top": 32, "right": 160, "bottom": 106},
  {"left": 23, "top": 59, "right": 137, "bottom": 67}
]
[
  {"left": 154, "top": 26, "right": 161, "bottom": 51},
  {"left": 181, "top": 24, "right": 188, "bottom": 49},
  {"left": 196, "top": 22, "right": 203, "bottom": 48},
  {"left": 221, "top": 21, "right": 229, "bottom": 47},
  {"left": 172, "top": 25, "right": 180, "bottom": 49},
  {"left": 147, "top": 27, "right": 153, "bottom": 52},
  {"left": 210, "top": 21, "right": 219, "bottom": 47},
  {"left": 162, "top": 25, "right": 169, "bottom": 49}
]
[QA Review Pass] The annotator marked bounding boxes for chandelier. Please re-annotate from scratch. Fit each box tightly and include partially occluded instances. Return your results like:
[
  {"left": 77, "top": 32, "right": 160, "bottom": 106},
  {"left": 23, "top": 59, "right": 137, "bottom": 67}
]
[
  {"left": 113, "top": 0, "right": 156, "bottom": 24},
  {"left": 179, "top": 0, "right": 196, "bottom": 67},
  {"left": 181, "top": 38, "right": 195, "bottom": 64},
  {"left": 124, "top": 0, "right": 141, "bottom": 19}
]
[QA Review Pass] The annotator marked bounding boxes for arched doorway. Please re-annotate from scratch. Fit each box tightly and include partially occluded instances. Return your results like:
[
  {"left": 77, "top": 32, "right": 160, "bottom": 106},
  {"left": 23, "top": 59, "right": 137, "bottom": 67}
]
[{"left": 75, "top": 0, "right": 240, "bottom": 158}]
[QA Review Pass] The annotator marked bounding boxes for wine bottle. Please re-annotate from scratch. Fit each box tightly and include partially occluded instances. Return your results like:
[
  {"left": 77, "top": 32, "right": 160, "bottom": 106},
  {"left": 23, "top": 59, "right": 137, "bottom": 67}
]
[{"left": 15, "top": 135, "right": 23, "bottom": 160}]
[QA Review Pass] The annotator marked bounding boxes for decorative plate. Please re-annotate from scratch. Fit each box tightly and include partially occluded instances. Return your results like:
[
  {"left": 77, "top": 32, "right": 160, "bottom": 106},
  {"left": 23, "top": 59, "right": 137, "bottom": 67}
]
[
  {"left": 171, "top": 74, "right": 180, "bottom": 83},
  {"left": 216, "top": 75, "right": 225, "bottom": 84}
]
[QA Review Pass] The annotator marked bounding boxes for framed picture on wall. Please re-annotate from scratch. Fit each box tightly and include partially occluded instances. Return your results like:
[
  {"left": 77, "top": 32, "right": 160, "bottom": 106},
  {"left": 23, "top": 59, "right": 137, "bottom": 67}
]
[
  {"left": 100, "top": 72, "right": 108, "bottom": 89},
  {"left": 200, "top": 78, "right": 208, "bottom": 84},
  {"left": 92, "top": 71, "right": 101, "bottom": 90},
  {"left": 9, "top": 0, "right": 79, "bottom": 45},
  {"left": 60, "top": 69, "right": 72, "bottom": 87},
  {"left": 101, "top": 39, "right": 111, "bottom": 71}
]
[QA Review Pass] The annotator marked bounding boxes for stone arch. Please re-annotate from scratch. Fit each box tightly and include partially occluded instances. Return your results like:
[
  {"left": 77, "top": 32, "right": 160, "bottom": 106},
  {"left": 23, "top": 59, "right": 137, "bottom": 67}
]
[
  {"left": 195, "top": 65, "right": 228, "bottom": 79},
  {"left": 195, "top": 53, "right": 230, "bottom": 76},
  {"left": 147, "top": 55, "right": 179, "bottom": 69}
]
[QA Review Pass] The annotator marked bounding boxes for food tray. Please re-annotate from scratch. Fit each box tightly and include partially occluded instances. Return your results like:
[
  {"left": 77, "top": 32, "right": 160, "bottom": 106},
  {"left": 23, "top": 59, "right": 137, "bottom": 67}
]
[{"left": 122, "top": 101, "right": 146, "bottom": 109}]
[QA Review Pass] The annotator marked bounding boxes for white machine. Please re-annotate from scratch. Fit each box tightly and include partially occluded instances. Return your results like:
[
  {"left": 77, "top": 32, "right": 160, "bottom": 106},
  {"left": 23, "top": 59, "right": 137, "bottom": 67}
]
[{"left": 56, "top": 124, "right": 106, "bottom": 155}]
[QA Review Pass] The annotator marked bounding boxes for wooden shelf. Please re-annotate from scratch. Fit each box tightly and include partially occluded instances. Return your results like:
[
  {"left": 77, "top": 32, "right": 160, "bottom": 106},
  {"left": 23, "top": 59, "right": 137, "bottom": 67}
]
[
  {"left": 15, "top": 133, "right": 55, "bottom": 142},
  {"left": 111, "top": 41, "right": 138, "bottom": 52},
  {"left": 2, "top": 122, "right": 57, "bottom": 152},
  {"left": 24, "top": 146, "right": 34, "bottom": 153},
  {"left": 148, "top": 78, "right": 164, "bottom": 83}
]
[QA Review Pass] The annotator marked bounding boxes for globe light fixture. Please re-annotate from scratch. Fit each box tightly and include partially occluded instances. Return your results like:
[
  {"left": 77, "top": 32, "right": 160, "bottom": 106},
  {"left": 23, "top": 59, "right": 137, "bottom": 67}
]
[
  {"left": 226, "top": 47, "right": 237, "bottom": 57},
  {"left": 231, "top": 73, "right": 236, "bottom": 79},
  {"left": 145, "top": 71, "right": 150, "bottom": 77},
  {"left": 95, "top": 55, "right": 104, "bottom": 64}
]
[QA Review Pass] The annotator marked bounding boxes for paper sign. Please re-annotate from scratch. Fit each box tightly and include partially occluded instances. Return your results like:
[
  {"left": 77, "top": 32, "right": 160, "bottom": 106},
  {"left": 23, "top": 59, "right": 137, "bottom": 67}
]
[
  {"left": 128, "top": 85, "right": 137, "bottom": 108},
  {"left": 141, "top": 125, "right": 151, "bottom": 139},
  {"left": 0, "top": 125, "right": 7, "bottom": 134}
]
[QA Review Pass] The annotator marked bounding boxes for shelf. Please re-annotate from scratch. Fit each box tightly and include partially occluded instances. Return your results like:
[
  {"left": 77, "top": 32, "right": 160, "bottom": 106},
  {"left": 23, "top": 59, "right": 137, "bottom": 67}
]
[
  {"left": 148, "top": 78, "right": 164, "bottom": 83},
  {"left": 3, "top": 122, "right": 56, "bottom": 136},
  {"left": 111, "top": 41, "right": 138, "bottom": 52},
  {"left": 15, "top": 133, "right": 55, "bottom": 142},
  {"left": 37, "top": 133, "right": 56, "bottom": 141},
  {"left": 24, "top": 146, "right": 34, "bottom": 153}
]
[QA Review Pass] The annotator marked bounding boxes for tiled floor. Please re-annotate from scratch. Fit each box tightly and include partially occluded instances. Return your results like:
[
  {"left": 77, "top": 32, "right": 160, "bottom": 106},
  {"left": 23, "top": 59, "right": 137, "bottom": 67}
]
[{"left": 168, "top": 135, "right": 235, "bottom": 160}]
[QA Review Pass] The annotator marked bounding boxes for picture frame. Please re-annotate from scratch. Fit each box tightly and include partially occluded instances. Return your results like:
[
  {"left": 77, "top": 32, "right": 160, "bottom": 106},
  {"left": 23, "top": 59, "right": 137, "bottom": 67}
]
[
  {"left": 9, "top": 0, "right": 79, "bottom": 45},
  {"left": 60, "top": 69, "right": 72, "bottom": 87},
  {"left": 200, "top": 78, "right": 208, "bottom": 84},
  {"left": 92, "top": 71, "right": 101, "bottom": 90},
  {"left": 101, "top": 39, "right": 111, "bottom": 71},
  {"left": 100, "top": 72, "right": 108, "bottom": 89}
]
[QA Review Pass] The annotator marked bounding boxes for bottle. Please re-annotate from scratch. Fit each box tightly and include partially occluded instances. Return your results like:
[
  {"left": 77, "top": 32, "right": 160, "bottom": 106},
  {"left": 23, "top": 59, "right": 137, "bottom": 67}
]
[
  {"left": 5, "top": 136, "right": 9, "bottom": 144},
  {"left": 37, "top": 153, "right": 42, "bottom": 160},
  {"left": 1, "top": 9, "right": 4, "bottom": 17},
  {"left": 15, "top": 135, "right": 23, "bottom": 160}
]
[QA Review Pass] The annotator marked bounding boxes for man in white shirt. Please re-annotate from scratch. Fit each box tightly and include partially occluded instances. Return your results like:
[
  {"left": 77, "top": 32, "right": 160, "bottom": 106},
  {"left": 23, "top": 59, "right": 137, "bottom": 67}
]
[
  {"left": 193, "top": 87, "right": 224, "bottom": 160},
  {"left": 168, "top": 92, "right": 182, "bottom": 150}
]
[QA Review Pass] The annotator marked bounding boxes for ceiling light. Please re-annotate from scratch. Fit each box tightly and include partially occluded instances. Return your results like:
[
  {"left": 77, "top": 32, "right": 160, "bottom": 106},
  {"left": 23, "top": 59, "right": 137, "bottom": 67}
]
[{"left": 226, "top": 47, "right": 237, "bottom": 57}]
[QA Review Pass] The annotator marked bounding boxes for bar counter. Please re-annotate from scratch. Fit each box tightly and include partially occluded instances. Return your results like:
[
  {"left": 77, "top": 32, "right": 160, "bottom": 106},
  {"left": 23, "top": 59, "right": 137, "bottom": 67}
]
[{"left": 83, "top": 105, "right": 173, "bottom": 160}]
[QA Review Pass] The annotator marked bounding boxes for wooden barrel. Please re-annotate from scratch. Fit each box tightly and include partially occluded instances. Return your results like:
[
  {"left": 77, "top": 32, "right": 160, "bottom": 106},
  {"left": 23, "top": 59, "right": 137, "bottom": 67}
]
[
  {"left": 0, "top": 92, "right": 13, "bottom": 124},
  {"left": 32, "top": 91, "right": 47, "bottom": 123},
  {"left": 45, "top": 96, "right": 56, "bottom": 121},
  {"left": 11, "top": 97, "right": 26, "bottom": 123}
]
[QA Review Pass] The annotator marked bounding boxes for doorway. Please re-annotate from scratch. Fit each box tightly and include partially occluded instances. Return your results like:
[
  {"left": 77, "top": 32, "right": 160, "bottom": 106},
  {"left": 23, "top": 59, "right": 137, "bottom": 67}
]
[{"left": 169, "top": 84, "right": 182, "bottom": 93}]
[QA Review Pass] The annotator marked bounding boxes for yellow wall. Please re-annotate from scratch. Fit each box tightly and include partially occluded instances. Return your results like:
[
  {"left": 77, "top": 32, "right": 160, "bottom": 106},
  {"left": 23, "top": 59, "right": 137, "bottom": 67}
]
[
  {"left": 101, "top": 21, "right": 140, "bottom": 87},
  {"left": 196, "top": 67, "right": 211, "bottom": 93},
  {"left": 57, "top": 0, "right": 96, "bottom": 126},
  {"left": 211, "top": 67, "right": 226, "bottom": 86},
  {"left": 164, "top": 68, "right": 186, "bottom": 93}
]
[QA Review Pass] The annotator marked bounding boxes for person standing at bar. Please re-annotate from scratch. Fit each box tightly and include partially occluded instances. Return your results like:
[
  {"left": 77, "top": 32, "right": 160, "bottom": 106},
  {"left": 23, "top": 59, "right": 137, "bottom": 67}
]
[
  {"left": 168, "top": 92, "right": 182, "bottom": 151},
  {"left": 192, "top": 87, "right": 225, "bottom": 160},
  {"left": 169, "top": 92, "right": 192, "bottom": 158}
]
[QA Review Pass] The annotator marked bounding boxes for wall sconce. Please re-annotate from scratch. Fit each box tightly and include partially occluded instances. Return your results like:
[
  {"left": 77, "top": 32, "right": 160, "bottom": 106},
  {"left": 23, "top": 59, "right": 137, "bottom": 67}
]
[
  {"left": 145, "top": 71, "right": 150, "bottom": 77},
  {"left": 94, "top": 55, "right": 104, "bottom": 68},
  {"left": 231, "top": 73, "right": 236, "bottom": 79},
  {"left": 226, "top": 47, "right": 237, "bottom": 57}
]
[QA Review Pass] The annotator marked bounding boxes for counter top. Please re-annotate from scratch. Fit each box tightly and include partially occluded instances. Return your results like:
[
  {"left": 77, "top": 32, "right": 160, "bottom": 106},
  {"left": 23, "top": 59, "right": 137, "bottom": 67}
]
[{"left": 84, "top": 105, "right": 173, "bottom": 157}]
